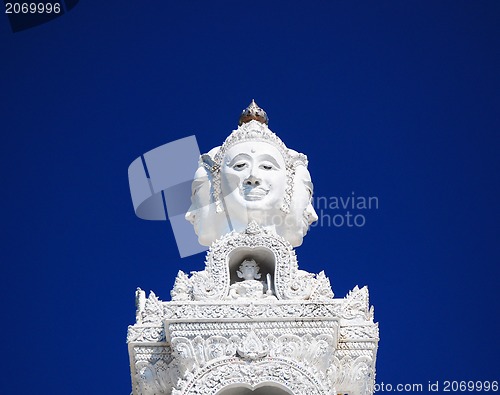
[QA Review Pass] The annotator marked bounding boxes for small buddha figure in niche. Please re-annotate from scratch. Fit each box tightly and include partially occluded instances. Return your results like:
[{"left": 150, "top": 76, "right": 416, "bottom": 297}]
[{"left": 228, "top": 259, "right": 274, "bottom": 300}]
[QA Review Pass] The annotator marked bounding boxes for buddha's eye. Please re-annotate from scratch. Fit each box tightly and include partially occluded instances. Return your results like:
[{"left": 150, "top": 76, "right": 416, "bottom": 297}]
[
  {"left": 260, "top": 163, "right": 274, "bottom": 170},
  {"left": 233, "top": 162, "right": 247, "bottom": 170}
]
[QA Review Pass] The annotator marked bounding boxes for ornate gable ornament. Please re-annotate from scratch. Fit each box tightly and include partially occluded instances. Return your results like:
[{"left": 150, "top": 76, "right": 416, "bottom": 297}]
[
  {"left": 127, "top": 101, "right": 379, "bottom": 395},
  {"left": 170, "top": 222, "right": 334, "bottom": 302}
]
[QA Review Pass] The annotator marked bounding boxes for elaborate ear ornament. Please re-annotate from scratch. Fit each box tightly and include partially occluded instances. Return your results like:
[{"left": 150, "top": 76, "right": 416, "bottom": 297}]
[{"left": 200, "top": 153, "right": 215, "bottom": 170}]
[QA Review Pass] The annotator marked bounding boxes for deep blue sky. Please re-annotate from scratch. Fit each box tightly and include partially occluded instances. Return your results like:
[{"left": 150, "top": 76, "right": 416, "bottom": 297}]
[{"left": 1, "top": 1, "right": 499, "bottom": 394}]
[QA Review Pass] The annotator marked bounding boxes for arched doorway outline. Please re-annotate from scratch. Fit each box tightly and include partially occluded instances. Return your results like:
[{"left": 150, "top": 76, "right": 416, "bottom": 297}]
[
  {"left": 179, "top": 357, "right": 330, "bottom": 395},
  {"left": 216, "top": 381, "right": 293, "bottom": 395}
]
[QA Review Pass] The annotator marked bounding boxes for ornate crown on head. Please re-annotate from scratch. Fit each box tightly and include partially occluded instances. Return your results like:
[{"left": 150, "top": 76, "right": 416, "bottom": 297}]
[
  {"left": 208, "top": 100, "right": 308, "bottom": 214},
  {"left": 238, "top": 99, "right": 269, "bottom": 126}
]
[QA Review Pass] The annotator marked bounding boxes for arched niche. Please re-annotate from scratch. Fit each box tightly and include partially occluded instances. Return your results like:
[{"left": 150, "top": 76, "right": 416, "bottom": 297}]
[
  {"left": 228, "top": 247, "right": 276, "bottom": 293},
  {"left": 203, "top": 223, "right": 299, "bottom": 300}
]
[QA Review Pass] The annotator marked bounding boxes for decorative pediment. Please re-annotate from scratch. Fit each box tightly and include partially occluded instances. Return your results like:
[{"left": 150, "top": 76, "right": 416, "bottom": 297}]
[{"left": 170, "top": 222, "right": 334, "bottom": 302}]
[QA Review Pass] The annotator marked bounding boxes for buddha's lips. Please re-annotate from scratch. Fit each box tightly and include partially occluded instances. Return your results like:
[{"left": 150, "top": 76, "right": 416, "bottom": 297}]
[{"left": 242, "top": 186, "right": 269, "bottom": 200}]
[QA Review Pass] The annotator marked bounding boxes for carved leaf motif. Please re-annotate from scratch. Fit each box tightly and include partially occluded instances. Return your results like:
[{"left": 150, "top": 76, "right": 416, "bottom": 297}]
[
  {"left": 310, "top": 271, "right": 335, "bottom": 300},
  {"left": 191, "top": 271, "right": 221, "bottom": 301},
  {"left": 171, "top": 338, "right": 198, "bottom": 378},
  {"left": 192, "top": 336, "right": 206, "bottom": 367},
  {"left": 272, "top": 334, "right": 302, "bottom": 359},
  {"left": 154, "top": 360, "right": 175, "bottom": 393},
  {"left": 342, "top": 286, "right": 371, "bottom": 320},
  {"left": 245, "top": 220, "right": 261, "bottom": 234},
  {"left": 237, "top": 331, "right": 268, "bottom": 360},
  {"left": 351, "top": 356, "right": 375, "bottom": 395},
  {"left": 143, "top": 291, "right": 164, "bottom": 325},
  {"left": 171, "top": 271, "right": 192, "bottom": 301},
  {"left": 128, "top": 326, "right": 165, "bottom": 343},
  {"left": 135, "top": 359, "right": 177, "bottom": 395},
  {"left": 206, "top": 336, "right": 232, "bottom": 359},
  {"left": 282, "top": 270, "right": 314, "bottom": 299}
]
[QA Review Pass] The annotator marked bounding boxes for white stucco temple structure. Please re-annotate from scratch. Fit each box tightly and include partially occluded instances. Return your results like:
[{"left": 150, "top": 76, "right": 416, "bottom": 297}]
[{"left": 127, "top": 101, "right": 379, "bottom": 395}]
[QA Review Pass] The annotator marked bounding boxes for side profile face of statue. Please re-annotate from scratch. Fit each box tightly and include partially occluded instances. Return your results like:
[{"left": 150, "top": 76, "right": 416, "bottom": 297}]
[
  {"left": 185, "top": 147, "right": 229, "bottom": 246},
  {"left": 221, "top": 141, "right": 287, "bottom": 229},
  {"left": 185, "top": 166, "right": 210, "bottom": 237},
  {"left": 280, "top": 164, "right": 318, "bottom": 246}
]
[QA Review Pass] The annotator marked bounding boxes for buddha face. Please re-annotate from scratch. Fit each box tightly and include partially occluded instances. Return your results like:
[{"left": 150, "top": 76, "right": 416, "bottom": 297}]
[
  {"left": 221, "top": 141, "right": 287, "bottom": 226},
  {"left": 185, "top": 148, "right": 229, "bottom": 246},
  {"left": 281, "top": 164, "right": 318, "bottom": 246},
  {"left": 237, "top": 259, "right": 261, "bottom": 281}
]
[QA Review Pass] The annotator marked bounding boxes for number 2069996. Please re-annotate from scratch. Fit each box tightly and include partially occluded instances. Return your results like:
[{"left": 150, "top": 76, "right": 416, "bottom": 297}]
[{"left": 5, "top": 2, "right": 61, "bottom": 14}]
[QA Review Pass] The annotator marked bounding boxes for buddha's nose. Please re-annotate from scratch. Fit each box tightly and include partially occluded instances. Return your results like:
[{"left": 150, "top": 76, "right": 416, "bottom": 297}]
[
  {"left": 306, "top": 204, "right": 318, "bottom": 224},
  {"left": 244, "top": 174, "right": 261, "bottom": 187}
]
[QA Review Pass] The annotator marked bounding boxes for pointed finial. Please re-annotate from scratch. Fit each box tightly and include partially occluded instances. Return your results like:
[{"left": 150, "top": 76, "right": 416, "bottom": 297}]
[{"left": 238, "top": 99, "right": 269, "bottom": 126}]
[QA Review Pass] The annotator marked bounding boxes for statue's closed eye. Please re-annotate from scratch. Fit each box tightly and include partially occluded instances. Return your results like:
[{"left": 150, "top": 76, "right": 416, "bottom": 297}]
[{"left": 233, "top": 162, "right": 247, "bottom": 170}]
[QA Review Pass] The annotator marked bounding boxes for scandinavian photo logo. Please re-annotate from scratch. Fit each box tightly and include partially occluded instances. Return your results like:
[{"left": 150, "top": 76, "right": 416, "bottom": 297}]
[{"left": 311, "top": 192, "right": 379, "bottom": 228}]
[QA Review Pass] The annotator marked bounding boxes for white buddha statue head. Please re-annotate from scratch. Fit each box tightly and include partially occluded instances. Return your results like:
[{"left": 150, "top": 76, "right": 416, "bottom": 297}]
[
  {"left": 217, "top": 130, "right": 289, "bottom": 230},
  {"left": 186, "top": 100, "right": 318, "bottom": 247},
  {"left": 211, "top": 101, "right": 293, "bottom": 231}
]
